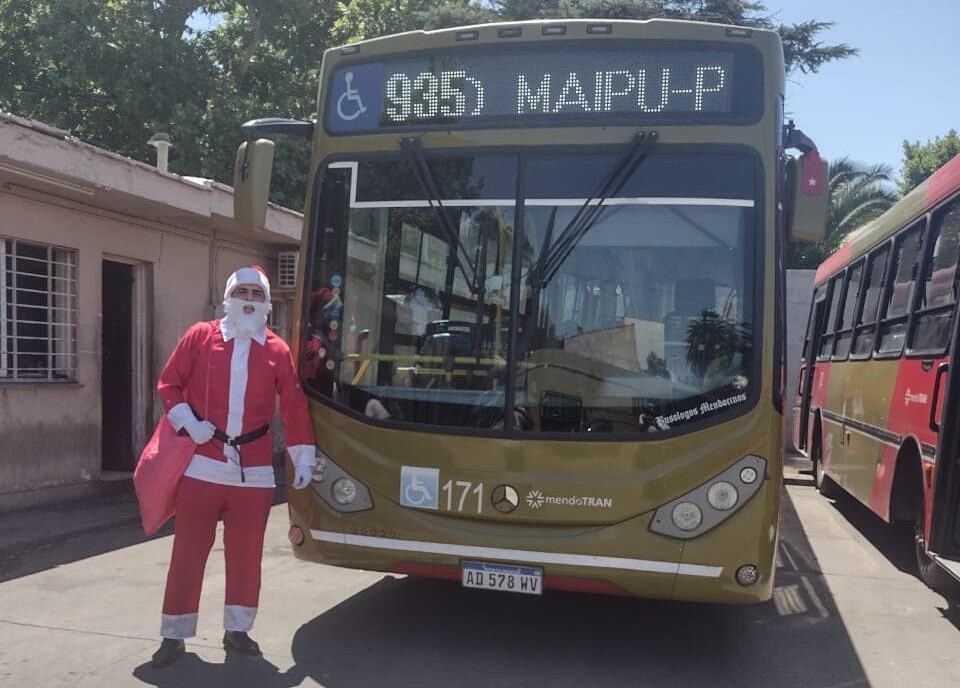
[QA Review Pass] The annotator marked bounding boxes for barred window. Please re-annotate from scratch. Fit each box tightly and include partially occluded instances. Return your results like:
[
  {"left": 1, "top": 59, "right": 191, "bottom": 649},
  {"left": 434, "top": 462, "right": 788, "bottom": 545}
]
[{"left": 1, "top": 238, "right": 78, "bottom": 381}]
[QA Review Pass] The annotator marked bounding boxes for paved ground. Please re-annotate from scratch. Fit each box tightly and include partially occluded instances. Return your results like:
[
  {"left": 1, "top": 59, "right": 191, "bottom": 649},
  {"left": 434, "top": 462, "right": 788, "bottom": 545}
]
[{"left": 1, "top": 457, "right": 958, "bottom": 688}]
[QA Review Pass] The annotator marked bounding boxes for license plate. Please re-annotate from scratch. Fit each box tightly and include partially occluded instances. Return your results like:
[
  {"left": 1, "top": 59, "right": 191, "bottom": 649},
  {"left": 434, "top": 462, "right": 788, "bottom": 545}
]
[{"left": 461, "top": 561, "right": 543, "bottom": 595}]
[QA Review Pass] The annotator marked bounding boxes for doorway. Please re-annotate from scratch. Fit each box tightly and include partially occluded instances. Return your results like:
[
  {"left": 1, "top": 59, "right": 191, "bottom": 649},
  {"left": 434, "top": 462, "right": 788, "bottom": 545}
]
[
  {"left": 797, "top": 295, "right": 827, "bottom": 451},
  {"left": 101, "top": 259, "right": 150, "bottom": 473}
]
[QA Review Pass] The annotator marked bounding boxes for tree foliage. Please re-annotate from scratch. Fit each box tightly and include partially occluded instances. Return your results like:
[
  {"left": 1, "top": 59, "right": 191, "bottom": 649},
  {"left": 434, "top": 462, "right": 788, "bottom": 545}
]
[
  {"left": 502, "top": 1, "right": 856, "bottom": 74},
  {"left": 0, "top": 0, "right": 855, "bottom": 211},
  {"left": 787, "top": 157, "right": 898, "bottom": 270},
  {"left": 899, "top": 130, "right": 960, "bottom": 196}
]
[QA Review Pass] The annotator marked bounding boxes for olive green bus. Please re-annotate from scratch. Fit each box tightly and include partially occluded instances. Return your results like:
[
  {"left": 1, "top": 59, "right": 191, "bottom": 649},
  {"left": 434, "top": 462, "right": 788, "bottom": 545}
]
[{"left": 234, "top": 18, "right": 828, "bottom": 603}]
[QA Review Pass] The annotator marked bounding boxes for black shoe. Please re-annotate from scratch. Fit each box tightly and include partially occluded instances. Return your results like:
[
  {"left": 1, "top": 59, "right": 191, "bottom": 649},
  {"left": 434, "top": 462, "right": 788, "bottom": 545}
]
[
  {"left": 150, "top": 638, "right": 185, "bottom": 668},
  {"left": 223, "top": 630, "right": 261, "bottom": 656}
]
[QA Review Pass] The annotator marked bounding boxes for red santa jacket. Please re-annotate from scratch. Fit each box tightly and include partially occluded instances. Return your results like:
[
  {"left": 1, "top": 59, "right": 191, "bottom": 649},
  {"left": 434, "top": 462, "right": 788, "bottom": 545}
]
[{"left": 157, "top": 320, "right": 315, "bottom": 476}]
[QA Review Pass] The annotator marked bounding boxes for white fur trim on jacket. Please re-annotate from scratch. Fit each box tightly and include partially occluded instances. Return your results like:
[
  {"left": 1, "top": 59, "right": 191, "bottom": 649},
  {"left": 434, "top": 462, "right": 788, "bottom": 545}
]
[
  {"left": 167, "top": 402, "right": 196, "bottom": 432},
  {"left": 183, "top": 455, "right": 275, "bottom": 487},
  {"left": 287, "top": 445, "right": 317, "bottom": 468}
]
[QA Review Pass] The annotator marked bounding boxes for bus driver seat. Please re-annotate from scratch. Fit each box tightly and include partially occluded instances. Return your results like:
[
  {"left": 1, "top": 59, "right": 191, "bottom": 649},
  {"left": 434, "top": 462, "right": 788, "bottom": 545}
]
[{"left": 663, "top": 278, "right": 716, "bottom": 383}]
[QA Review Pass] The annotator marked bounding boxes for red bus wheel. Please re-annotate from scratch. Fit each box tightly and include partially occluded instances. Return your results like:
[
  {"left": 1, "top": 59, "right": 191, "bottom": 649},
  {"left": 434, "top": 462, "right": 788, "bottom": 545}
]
[{"left": 812, "top": 423, "right": 841, "bottom": 499}]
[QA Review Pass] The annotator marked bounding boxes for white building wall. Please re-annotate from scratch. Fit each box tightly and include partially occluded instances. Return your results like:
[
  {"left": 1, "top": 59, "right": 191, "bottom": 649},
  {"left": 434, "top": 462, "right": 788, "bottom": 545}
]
[{"left": 0, "top": 191, "right": 287, "bottom": 510}]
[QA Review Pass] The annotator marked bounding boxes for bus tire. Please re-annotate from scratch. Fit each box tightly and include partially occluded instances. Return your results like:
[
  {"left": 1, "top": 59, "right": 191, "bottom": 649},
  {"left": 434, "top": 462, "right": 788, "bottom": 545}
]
[
  {"left": 812, "top": 420, "right": 841, "bottom": 498},
  {"left": 914, "top": 510, "right": 954, "bottom": 593}
]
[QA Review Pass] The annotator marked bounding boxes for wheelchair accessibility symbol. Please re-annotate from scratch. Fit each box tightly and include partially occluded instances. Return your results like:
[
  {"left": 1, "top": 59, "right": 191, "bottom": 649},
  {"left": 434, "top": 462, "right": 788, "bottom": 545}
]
[
  {"left": 336, "top": 71, "right": 367, "bottom": 122},
  {"left": 400, "top": 466, "right": 439, "bottom": 510}
]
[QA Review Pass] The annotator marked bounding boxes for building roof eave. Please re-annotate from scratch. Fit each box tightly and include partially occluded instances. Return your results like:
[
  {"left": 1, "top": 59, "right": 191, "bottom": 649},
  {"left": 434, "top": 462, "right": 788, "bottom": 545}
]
[{"left": 0, "top": 112, "right": 303, "bottom": 246}]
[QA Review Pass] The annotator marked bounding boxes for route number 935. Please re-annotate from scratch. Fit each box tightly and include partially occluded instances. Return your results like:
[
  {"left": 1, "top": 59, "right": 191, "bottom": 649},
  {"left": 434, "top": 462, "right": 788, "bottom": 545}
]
[{"left": 385, "top": 70, "right": 485, "bottom": 122}]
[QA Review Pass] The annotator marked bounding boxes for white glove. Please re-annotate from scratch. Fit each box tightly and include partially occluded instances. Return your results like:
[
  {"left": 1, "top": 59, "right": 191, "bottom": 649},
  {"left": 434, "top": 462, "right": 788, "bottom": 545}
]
[
  {"left": 184, "top": 418, "right": 216, "bottom": 445},
  {"left": 292, "top": 464, "right": 313, "bottom": 490}
]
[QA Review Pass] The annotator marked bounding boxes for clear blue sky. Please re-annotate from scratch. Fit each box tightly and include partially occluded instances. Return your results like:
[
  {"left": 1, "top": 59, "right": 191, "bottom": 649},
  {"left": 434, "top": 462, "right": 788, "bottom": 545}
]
[{"left": 773, "top": 0, "right": 959, "bottom": 181}]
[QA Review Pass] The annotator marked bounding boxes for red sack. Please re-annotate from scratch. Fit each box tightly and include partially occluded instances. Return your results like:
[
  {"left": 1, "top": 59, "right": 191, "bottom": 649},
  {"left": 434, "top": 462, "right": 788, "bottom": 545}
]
[{"left": 133, "top": 415, "right": 196, "bottom": 536}]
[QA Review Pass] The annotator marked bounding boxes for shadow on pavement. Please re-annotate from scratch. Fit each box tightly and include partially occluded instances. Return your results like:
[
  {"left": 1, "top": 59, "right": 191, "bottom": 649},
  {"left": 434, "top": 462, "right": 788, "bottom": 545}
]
[
  {"left": 265, "top": 488, "right": 869, "bottom": 688},
  {"left": 0, "top": 469, "right": 290, "bottom": 584},
  {"left": 822, "top": 484, "right": 960, "bottom": 620},
  {"left": 828, "top": 488, "right": 917, "bottom": 575},
  {"left": 132, "top": 650, "right": 307, "bottom": 688},
  {"left": 0, "top": 521, "right": 173, "bottom": 584}
]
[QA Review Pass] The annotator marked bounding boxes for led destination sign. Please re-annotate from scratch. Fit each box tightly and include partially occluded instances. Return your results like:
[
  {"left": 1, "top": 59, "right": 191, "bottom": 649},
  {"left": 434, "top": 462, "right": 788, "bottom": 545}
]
[{"left": 325, "top": 44, "right": 761, "bottom": 133}]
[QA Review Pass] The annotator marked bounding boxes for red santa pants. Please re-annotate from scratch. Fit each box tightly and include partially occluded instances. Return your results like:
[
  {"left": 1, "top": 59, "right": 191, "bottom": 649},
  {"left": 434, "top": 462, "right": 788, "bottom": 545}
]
[{"left": 160, "top": 477, "right": 274, "bottom": 639}]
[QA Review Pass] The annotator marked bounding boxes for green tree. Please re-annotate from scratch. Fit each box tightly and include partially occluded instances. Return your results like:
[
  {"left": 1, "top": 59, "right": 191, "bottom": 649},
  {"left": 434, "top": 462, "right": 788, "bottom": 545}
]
[
  {"left": 494, "top": 0, "right": 855, "bottom": 74},
  {"left": 0, "top": 0, "right": 335, "bottom": 210},
  {"left": 899, "top": 130, "right": 960, "bottom": 196},
  {"left": 0, "top": 0, "right": 214, "bottom": 164},
  {"left": 333, "top": 0, "right": 493, "bottom": 43},
  {"left": 787, "top": 158, "right": 898, "bottom": 269},
  {"left": 193, "top": 1, "right": 337, "bottom": 208},
  {"left": 0, "top": 0, "right": 856, "bottom": 212}
]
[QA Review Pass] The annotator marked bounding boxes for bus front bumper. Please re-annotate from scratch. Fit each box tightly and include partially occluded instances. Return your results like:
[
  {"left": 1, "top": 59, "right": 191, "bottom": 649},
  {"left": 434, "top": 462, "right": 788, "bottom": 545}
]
[{"left": 289, "top": 480, "right": 779, "bottom": 604}]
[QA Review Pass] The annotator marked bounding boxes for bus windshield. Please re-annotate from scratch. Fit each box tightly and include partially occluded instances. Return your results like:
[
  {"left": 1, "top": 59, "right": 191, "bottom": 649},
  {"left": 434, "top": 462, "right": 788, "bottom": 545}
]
[{"left": 303, "top": 149, "right": 758, "bottom": 435}]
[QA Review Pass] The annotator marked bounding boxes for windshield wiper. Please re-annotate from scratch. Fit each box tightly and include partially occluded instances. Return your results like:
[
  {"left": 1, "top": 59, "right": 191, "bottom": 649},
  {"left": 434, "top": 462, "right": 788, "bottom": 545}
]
[
  {"left": 399, "top": 137, "right": 480, "bottom": 295},
  {"left": 532, "top": 130, "right": 658, "bottom": 288},
  {"left": 520, "top": 206, "right": 558, "bottom": 350}
]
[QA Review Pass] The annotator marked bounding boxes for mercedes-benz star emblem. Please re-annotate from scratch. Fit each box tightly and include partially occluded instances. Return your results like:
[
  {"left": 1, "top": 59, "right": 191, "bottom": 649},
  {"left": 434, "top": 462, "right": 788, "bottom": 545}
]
[{"left": 491, "top": 484, "right": 519, "bottom": 513}]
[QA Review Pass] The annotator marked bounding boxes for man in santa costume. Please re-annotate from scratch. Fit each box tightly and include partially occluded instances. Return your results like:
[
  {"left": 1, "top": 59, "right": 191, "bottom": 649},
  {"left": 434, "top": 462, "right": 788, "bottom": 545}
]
[{"left": 150, "top": 266, "right": 316, "bottom": 668}]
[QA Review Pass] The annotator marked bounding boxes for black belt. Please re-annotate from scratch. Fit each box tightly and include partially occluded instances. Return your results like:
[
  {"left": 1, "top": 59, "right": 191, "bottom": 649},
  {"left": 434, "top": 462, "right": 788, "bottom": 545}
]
[{"left": 213, "top": 424, "right": 270, "bottom": 483}]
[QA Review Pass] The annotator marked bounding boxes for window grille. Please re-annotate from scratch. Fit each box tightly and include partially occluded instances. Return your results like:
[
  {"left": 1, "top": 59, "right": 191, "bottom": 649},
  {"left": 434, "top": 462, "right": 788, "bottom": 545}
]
[
  {"left": 1, "top": 237, "right": 78, "bottom": 382},
  {"left": 277, "top": 251, "right": 299, "bottom": 290}
]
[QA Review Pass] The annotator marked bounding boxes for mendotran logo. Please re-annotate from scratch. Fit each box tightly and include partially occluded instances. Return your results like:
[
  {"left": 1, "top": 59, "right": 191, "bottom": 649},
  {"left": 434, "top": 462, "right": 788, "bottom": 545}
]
[
  {"left": 904, "top": 388, "right": 929, "bottom": 406},
  {"left": 525, "top": 489, "right": 613, "bottom": 510}
]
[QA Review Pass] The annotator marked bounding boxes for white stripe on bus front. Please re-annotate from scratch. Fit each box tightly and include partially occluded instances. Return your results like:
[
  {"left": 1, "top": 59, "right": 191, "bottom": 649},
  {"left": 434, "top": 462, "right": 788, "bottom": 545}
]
[
  {"left": 351, "top": 199, "right": 517, "bottom": 208},
  {"left": 309, "top": 530, "right": 723, "bottom": 578},
  {"left": 345, "top": 197, "right": 755, "bottom": 209},
  {"left": 524, "top": 197, "right": 755, "bottom": 207},
  {"left": 327, "top": 160, "right": 755, "bottom": 211}
]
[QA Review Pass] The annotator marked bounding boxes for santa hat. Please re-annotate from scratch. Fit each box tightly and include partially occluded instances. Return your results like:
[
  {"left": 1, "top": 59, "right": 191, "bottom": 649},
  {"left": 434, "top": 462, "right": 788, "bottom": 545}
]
[{"left": 224, "top": 265, "right": 271, "bottom": 302}]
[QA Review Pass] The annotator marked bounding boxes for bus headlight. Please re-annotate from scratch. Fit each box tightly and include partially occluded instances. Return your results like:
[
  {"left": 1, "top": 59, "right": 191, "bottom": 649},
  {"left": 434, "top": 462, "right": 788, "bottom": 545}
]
[
  {"left": 707, "top": 481, "right": 738, "bottom": 511},
  {"left": 671, "top": 502, "right": 703, "bottom": 531},
  {"left": 310, "top": 448, "right": 373, "bottom": 513},
  {"left": 650, "top": 455, "right": 766, "bottom": 540},
  {"left": 332, "top": 478, "right": 358, "bottom": 505}
]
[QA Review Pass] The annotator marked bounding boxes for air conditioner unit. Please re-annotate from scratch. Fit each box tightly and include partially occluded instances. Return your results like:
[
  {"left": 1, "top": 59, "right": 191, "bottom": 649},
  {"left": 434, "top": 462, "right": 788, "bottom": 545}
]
[{"left": 277, "top": 251, "right": 299, "bottom": 290}]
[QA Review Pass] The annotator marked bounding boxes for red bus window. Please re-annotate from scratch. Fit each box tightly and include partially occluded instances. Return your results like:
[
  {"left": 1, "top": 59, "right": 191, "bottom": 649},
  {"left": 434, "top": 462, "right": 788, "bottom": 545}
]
[
  {"left": 878, "top": 224, "right": 925, "bottom": 355},
  {"left": 851, "top": 246, "right": 889, "bottom": 357},
  {"left": 818, "top": 274, "right": 844, "bottom": 359},
  {"left": 833, "top": 261, "right": 864, "bottom": 359},
  {"left": 911, "top": 200, "right": 960, "bottom": 352}
]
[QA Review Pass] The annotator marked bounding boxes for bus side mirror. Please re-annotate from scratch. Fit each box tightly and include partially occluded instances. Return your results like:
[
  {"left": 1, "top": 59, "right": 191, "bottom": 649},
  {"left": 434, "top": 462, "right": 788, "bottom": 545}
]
[
  {"left": 786, "top": 150, "right": 829, "bottom": 244},
  {"left": 233, "top": 138, "right": 275, "bottom": 230}
]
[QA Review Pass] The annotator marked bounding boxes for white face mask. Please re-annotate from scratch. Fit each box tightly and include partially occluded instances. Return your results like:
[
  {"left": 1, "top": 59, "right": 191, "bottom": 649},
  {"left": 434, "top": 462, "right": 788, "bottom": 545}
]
[{"left": 223, "top": 298, "right": 270, "bottom": 338}]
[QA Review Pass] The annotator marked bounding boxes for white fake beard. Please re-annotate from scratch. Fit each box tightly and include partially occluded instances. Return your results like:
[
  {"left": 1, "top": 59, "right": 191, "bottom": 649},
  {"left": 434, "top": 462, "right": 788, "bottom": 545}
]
[{"left": 223, "top": 298, "right": 270, "bottom": 338}]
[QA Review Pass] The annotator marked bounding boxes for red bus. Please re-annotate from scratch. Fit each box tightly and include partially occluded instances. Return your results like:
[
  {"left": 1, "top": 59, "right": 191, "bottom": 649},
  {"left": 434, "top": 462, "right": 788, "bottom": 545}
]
[{"left": 794, "top": 154, "right": 960, "bottom": 591}]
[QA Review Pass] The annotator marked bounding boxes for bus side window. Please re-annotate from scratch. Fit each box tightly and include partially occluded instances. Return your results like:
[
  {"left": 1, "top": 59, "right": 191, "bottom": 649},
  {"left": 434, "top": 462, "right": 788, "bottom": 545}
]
[
  {"left": 851, "top": 245, "right": 890, "bottom": 357},
  {"left": 801, "top": 285, "right": 825, "bottom": 363},
  {"left": 877, "top": 222, "right": 926, "bottom": 355},
  {"left": 817, "top": 273, "right": 844, "bottom": 359},
  {"left": 909, "top": 199, "right": 960, "bottom": 352},
  {"left": 833, "top": 260, "right": 865, "bottom": 360}
]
